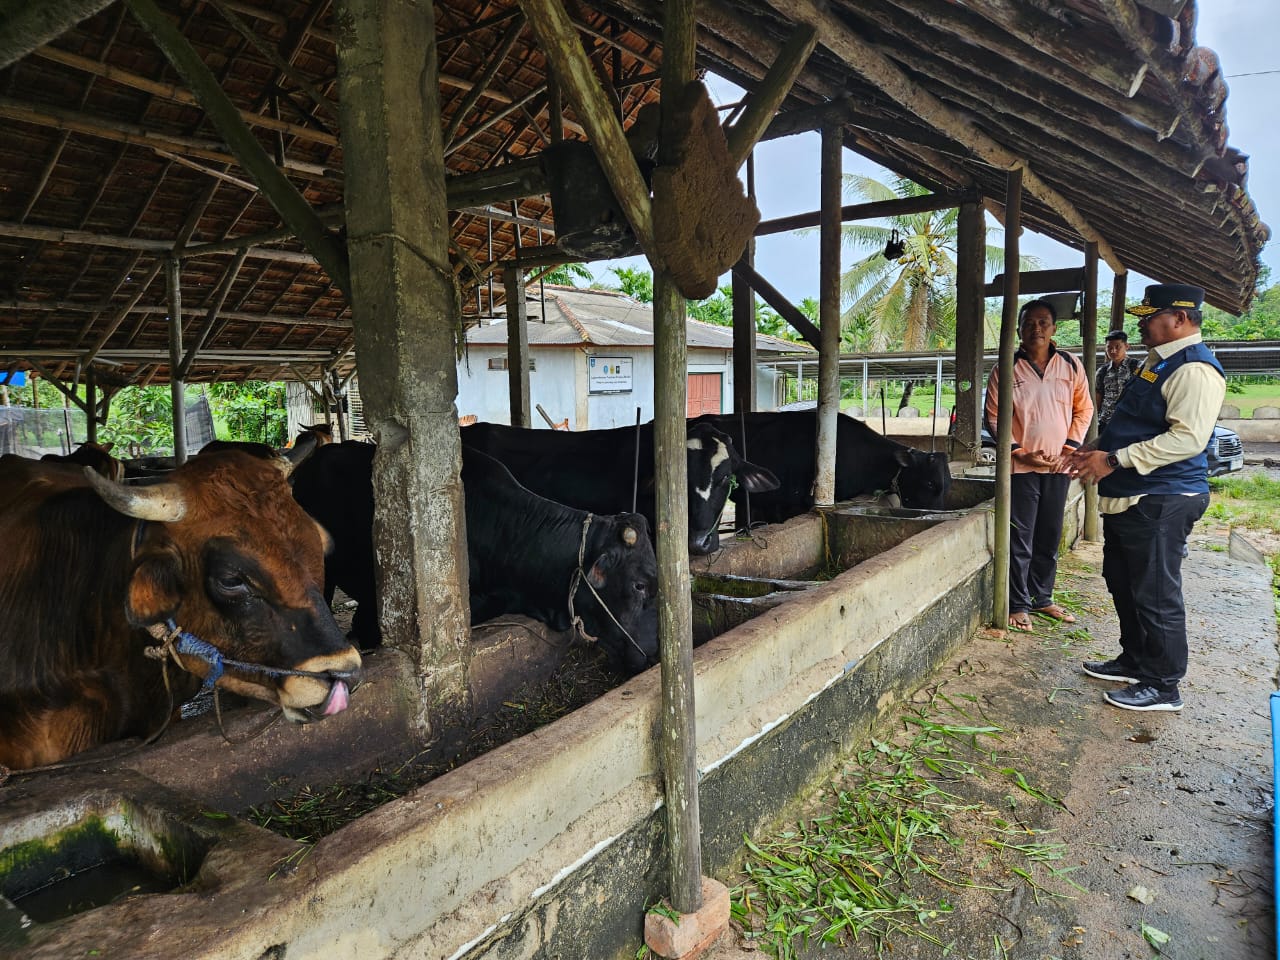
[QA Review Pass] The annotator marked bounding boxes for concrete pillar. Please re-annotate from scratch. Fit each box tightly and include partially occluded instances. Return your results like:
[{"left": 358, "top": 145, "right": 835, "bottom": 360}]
[
  {"left": 503, "top": 264, "right": 531, "bottom": 428},
  {"left": 814, "top": 123, "right": 842, "bottom": 505},
  {"left": 336, "top": 0, "right": 471, "bottom": 733},
  {"left": 953, "top": 200, "right": 986, "bottom": 458}
]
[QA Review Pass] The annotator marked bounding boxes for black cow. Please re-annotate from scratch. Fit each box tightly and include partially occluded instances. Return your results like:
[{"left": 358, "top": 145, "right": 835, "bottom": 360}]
[
  {"left": 461, "top": 420, "right": 778, "bottom": 555},
  {"left": 697, "top": 411, "right": 951, "bottom": 525},
  {"left": 290, "top": 442, "right": 660, "bottom": 674}
]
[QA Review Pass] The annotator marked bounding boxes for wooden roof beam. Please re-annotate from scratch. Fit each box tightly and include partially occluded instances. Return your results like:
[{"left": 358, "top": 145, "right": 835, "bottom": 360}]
[
  {"left": 30, "top": 46, "right": 341, "bottom": 147},
  {"left": 762, "top": 0, "right": 1125, "bottom": 273},
  {"left": 443, "top": 14, "right": 527, "bottom": 148},
  {"left": 756, "top": 191, "right": 974, "bottom": 237},
  {"left": 125, "top": 0, "right": 349, "bottom": 299},
  {"left": 0, "top": 96, "right": 338, "bottom": 180},
  {"left": 517, "top": 0, "right": 655, "bottom": 258},
  {"left": 724, "top": 24, "right": 816, "bottom": 170}
]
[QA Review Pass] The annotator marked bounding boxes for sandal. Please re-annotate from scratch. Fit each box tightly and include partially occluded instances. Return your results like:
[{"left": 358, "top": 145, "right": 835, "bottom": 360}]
[
  {"left": 1033, "top": 604, "right": 1077, "bottom": 624},
  {"left": 1008, "top": 612, "right": 1034, "bottom": 633}
]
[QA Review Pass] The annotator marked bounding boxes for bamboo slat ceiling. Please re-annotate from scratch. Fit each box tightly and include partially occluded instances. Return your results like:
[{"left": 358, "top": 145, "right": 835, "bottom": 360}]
[{"left": 0, "top": 0, "right": 1267, "bottom": 386}]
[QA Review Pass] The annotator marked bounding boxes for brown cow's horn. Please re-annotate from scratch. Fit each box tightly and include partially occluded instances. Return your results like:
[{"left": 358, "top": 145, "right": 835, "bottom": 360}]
[
  {"left": 84, "top": 467, "right": 187, "bottom": 522},
  {"left": 621, "top": 526, "right": 638, "bottom": 546}
]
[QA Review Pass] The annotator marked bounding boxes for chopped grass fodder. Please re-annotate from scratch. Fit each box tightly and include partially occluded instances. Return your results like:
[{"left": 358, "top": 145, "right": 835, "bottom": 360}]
[{"left": 731, "top": 684, "right": 1070, "bottom": 958}]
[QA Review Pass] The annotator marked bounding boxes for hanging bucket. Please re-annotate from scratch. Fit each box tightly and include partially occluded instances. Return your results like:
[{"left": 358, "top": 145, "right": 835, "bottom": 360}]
[{"left": 540, "top": 141, "right": 640, "bottom": 260}]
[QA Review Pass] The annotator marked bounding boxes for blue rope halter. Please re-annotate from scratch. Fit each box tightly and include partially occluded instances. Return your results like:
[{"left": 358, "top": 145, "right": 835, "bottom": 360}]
[{"left": 144, "top": 620, "right": 356, "bottom": 690}]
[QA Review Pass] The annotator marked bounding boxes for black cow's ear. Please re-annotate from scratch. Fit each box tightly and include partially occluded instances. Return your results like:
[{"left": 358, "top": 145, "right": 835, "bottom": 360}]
[
  {"left": 736, "top": 461, "right": 780, "bottom": 493},
  {"left": 126, "top": 548, "right": 183, "bottom": 627},
  {"left": 586, "top": 550, "right": 617, "bottom": 589}
]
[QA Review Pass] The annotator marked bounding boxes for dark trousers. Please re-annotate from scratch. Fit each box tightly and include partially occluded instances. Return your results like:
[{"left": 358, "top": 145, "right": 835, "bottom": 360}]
[
  {"left": 1009, "top": 472, "right": 1071, "bottom": 613},
  {"left": 1102, "top": 493, "right": 1209, "bottom": 692}
]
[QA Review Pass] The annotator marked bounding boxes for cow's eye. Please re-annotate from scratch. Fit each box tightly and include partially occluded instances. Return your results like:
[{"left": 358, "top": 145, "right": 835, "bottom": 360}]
[{"left": 211, "top": 572, "right": 251, "bottom": 601}]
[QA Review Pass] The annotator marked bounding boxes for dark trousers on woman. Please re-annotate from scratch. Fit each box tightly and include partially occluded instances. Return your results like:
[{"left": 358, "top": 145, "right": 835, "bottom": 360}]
[
  {"left": 1101, "top": 493, "right": 1209, "bottom": 692},
  {"left": 1009, "top": 472, "right": 1071, "bottom": 613}
]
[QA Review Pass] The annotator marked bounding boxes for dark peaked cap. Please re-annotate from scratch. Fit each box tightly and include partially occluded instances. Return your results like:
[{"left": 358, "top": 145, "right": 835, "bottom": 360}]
[{"left": 1126, "top": 283, "right": 1205, "bottom": 317}]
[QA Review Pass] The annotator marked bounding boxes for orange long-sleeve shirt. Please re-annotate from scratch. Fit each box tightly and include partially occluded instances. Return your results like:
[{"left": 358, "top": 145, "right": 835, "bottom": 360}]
[{"left": 984, "top": 345, "right": 1094, "bottom": 475}]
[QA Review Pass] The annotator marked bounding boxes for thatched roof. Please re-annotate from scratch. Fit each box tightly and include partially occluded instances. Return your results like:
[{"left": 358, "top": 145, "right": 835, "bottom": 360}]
[{"left": 0, "top": 0, "right": 1266, "bottom": 388}]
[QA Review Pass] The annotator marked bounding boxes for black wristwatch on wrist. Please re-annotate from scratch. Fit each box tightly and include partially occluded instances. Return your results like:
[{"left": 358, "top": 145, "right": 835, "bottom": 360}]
[{"left": 1105, "top": 453, "right": 1120, "bottom": 469}]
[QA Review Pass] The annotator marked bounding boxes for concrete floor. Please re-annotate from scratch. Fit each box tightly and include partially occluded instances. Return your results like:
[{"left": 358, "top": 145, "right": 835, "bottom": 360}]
[{"left": 706, "top": 521, "right": 1277, "bottom": 959}]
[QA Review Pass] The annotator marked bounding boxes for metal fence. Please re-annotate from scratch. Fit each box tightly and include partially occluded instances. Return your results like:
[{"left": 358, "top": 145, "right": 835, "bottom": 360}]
[{"left": 0, "top": 405, "right": 88, "bottom": 458}]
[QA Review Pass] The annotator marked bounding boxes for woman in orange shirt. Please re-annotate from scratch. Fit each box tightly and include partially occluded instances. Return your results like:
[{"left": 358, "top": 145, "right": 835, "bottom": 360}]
[{"left": 984, "top": 299, "right": 1094, "bottom": 632}]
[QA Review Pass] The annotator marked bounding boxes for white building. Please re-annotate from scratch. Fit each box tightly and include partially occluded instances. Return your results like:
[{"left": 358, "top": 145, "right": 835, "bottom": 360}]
[
  {"left": 287, "top": 286, "right": 810, "bottom": 435},
  {"left": 457, "top": 286, "right": 806, "bottom": 429}
]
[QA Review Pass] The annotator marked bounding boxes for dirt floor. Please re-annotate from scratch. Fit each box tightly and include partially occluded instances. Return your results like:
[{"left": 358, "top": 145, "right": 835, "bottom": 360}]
[{"left": 707, "top": 472, "right": 1278, "bottom": 960}]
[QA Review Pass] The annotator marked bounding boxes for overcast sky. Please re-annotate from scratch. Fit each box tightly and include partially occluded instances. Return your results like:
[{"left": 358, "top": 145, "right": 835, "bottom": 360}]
[{"left": 589, "top": 2, "right": 1277, "bottom": 315}]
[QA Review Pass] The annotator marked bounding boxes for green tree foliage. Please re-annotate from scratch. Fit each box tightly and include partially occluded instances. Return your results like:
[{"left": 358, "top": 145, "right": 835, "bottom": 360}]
[
  {"left": 607, "top": 266, "right": 654, "bottom": 303},
  {"left": 207, "top": 381, "right": 288, "bottom": 446},
  {"left": 100, "top": 386, "right": 174, "bottom": 456},
  {"left": 536, "top": 262, "right": 594, "bottom": 287},
  {"left": 1202, "top": 273, "right": 1280, "bottom": 340},
  {"left": 684, "top": 284, "right": 806, "bottom": 343}
]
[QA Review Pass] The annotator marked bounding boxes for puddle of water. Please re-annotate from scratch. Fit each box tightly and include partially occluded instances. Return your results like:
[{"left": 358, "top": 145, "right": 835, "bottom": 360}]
[{"left": 9, "top": 857, "right": 174, "bottom": 923}]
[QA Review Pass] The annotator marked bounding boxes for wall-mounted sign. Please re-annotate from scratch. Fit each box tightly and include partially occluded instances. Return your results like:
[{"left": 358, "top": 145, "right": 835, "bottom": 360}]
[{"left": 588, "top": 356, "right": 633, "bottom": 394}]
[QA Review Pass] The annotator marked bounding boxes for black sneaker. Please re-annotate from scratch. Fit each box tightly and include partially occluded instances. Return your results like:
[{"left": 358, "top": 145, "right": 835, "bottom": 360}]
[
  {"left": 1104, "top": 683, "right": 1183, "bottom": 712},
  {"left": 1082, "top": 659, "right": 1139, "bottom": 684}
]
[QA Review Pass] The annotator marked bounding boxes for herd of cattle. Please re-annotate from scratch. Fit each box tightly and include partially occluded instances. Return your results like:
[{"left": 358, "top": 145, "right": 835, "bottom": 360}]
[{"left": 0, "top": 413, "right": 950, "bottom": 770}]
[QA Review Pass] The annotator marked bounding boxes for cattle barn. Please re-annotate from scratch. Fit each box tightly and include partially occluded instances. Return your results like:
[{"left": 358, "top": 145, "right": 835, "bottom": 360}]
[{"left": 0, "top": 0, "right": 1267, "bottom": 957}]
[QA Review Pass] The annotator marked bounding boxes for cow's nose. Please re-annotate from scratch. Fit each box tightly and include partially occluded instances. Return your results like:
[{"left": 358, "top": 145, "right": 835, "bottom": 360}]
[{"left": 689, "top": 530, "right": 718, "bottom": 556}]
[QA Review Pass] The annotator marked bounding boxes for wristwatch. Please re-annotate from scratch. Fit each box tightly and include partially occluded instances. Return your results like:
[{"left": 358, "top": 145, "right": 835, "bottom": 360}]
[{"left": 1105, "top": 453, "right": 1120, "bottom": 469}]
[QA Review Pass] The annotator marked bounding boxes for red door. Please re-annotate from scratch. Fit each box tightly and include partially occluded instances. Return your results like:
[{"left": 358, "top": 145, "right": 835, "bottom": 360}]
[{"left": 686, "top": 373, "right": 723, "bottom": 417}]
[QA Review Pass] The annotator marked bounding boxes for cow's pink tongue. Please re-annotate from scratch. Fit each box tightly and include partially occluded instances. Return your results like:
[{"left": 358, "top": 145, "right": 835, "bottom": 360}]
[{"left": 323, "top": 680, "right": 350, "bottom": 716}]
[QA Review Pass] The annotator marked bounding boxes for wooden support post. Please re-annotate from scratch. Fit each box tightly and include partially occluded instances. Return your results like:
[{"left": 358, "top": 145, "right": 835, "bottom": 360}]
[
  {"left": 1110, "top": 270, "right": 1128, "bottom": 338},
  {"left": 814, "top": 123, "right": 842, "bottom": 506},
  {"left": 953, "top": 199, "right": 986, "bottom": 458},
  {"left": 85, "top": 367, "right": 97, "bottom": 444},
  {"left": 0, "top": 0, "right": 116, "bottom": 69},
  {"left": 125, "top": 0, "right": 351, "bottom": 300},
  {"left": 993, "top": 170, "right": 1022, "bottom": 631},
  {"left": 1081, "top": 242, "right": 1101, "bottom": 541},
  {"left": 516, "top": 0, "right": 655, "bottom": 258},
  {"left": 329, "top": 370, "right": 349, "bottom": 442},
  {"left": 731, "top": 261, "right": 821, "bottom": 348},
  {"left": 336, "top": 0, "right": 471, "bottom": 735},
  {"left": 731, "top": 157, "right": 756, "bottom": 414},
  {"left": 167, "top": 259, "right": 188, "bottom": 464},
  {"left": 654, "top": 0, "right": 701, "bottom": 918},
  {"left": 503, "top": 264, "right": 531, "bottom": 427}
]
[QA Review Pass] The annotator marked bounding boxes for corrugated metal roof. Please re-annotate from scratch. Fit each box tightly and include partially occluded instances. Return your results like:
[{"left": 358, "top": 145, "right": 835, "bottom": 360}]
[{"left": 464, "top": 286, "right": 811, "bottom": 354}]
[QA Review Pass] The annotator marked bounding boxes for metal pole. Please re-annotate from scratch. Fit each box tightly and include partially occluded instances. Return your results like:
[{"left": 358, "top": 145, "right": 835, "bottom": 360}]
[
  {"left": 167, "top": 258, "right": 187, "bottom": 464},
  {"left": 85, "top": 367, "right": 98, "bottom": 444},
  {"left": 993, "top": 169, "right": 1022, "bottom": 629},
  {"left": 1081, "top": 242, "right": 1100, "bottom": 540}
]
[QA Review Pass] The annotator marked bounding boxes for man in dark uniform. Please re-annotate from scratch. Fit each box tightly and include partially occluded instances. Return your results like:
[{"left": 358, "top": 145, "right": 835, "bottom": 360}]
[
  {"left": 1067, "top": 284, "right": 1225, "bottom": 712},
  {"left": 1096, "top": 329, "right": 1141, "bottom": 431}
]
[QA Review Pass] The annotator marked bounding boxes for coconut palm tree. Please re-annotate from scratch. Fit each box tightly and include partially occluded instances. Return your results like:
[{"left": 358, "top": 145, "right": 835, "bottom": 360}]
[{"left": 835, "top": 175, "right": 1017, "bottom": 351}]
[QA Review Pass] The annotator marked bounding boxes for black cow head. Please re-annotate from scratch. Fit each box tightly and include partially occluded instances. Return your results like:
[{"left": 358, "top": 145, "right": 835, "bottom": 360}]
[
  {"left": 578, "top": 513, "right": 659, "bottom": 674},
  {"left": 893, "top": 449, "right": 951, "bottom": 510},
  {"left": 684, "top": 422, "right": 779, "bottom": 555}
]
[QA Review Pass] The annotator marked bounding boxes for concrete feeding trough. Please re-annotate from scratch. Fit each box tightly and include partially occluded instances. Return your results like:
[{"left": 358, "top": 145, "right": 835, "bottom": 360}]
[
  {"left": 4, "top": 482, "right": 998, "bottom": 959},
  {"left": 691, "top": 572, "right": 821, "bottom": 644},
  {"left": 0, "top": 772, "right": 300, "bottom": 956}
]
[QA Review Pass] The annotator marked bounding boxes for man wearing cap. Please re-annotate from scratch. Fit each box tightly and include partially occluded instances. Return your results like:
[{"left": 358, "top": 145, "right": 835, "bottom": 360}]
[
  {"left": 1096, "top": 329, "right": 1141, "bottom": 431},
  {"left": 1067, "top": 284, "right": 1226, "bottom": 712}
]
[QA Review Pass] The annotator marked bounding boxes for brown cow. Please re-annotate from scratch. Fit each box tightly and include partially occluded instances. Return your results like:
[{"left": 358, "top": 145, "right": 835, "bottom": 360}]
[
  {"left": 0, "top": 449, "right": 362, "bottom": 769},
  {"left": 41, "top": 441, "right": 124, "bottom": 481}
]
